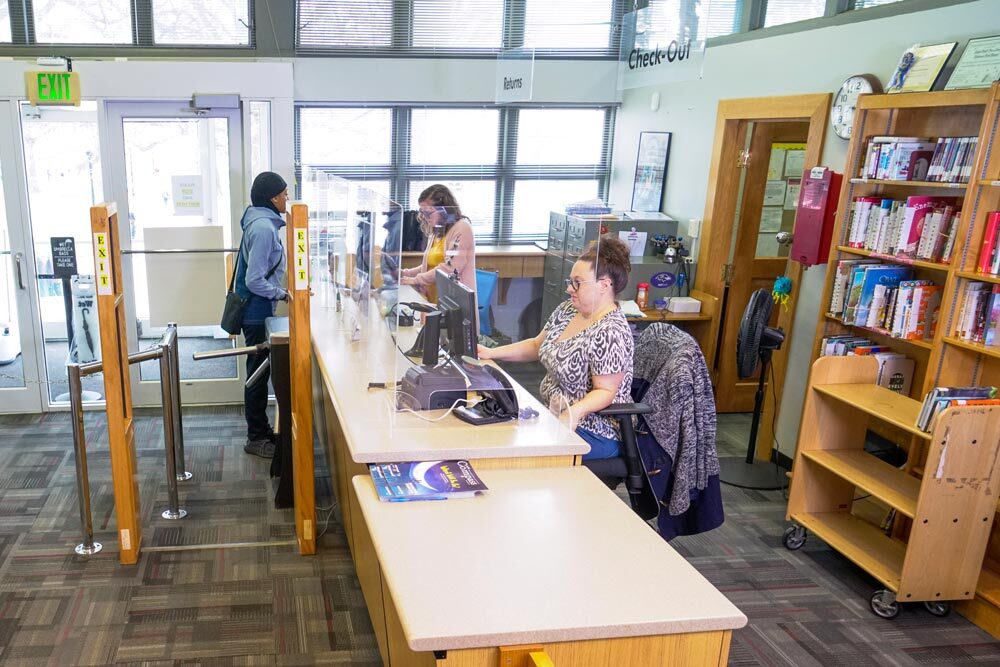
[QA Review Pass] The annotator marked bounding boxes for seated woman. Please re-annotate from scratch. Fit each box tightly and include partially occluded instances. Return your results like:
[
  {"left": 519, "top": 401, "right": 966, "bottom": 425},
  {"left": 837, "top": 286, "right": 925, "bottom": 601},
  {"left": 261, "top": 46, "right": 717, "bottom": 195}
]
[
  {"left": 400, "top": 184, "right": 477, "bottom": 303},
  {"left": 478, "top": 236, "right": 634, "bottom": 460}
]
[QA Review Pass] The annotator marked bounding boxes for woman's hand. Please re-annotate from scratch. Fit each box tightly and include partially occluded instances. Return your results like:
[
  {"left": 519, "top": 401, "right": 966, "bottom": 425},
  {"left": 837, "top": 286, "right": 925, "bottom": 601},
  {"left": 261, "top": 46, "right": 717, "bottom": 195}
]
[
  {"left": 401, "top": 275, "right": 417, "bottom": 286},
  {"left": 476, "top": 344, "right": 493, "bottom": 360}
]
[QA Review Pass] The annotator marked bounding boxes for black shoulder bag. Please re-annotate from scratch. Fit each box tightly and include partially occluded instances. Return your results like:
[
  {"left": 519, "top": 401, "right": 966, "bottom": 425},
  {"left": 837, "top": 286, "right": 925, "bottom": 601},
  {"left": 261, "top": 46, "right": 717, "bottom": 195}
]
[{"left": 221, "top": 238, "right": 283, "bottom": 335}]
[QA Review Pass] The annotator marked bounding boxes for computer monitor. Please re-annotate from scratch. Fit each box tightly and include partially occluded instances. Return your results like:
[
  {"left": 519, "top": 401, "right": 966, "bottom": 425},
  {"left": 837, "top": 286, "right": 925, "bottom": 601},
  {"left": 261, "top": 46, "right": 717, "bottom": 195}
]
[{"left": 435, "top": 269, "right": 477, "bottom": 361}]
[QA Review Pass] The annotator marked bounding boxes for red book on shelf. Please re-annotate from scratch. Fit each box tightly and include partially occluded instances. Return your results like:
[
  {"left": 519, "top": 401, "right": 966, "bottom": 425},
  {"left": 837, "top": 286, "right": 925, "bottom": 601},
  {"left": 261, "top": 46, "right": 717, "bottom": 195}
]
[{"left": 980, "top": 211, "right": 1000, "bottom": 274}]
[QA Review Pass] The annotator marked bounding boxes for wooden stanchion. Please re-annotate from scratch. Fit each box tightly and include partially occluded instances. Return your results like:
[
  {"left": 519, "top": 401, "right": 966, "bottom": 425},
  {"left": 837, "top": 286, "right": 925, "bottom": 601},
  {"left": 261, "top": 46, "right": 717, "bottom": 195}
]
[
  {"left": 287, "top": 203, "right": 316, "bottom": 555},
  {"left": 91, "top": 202, "right": 142, "bottom": 564}
]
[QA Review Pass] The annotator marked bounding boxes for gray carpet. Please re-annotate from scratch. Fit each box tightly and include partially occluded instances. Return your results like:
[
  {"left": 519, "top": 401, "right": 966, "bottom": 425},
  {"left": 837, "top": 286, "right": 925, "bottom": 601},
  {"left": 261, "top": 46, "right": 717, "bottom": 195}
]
[{"left": 0, "top": 407, "right": 997, "bottom": 665}]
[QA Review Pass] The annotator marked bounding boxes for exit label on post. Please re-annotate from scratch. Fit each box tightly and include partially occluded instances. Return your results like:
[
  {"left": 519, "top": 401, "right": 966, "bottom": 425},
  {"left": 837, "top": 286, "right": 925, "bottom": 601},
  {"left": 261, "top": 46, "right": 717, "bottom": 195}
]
[
  {"left": 25, "top": 71, "right": 81, "bottom": 106},
  {"left": 294, "top": 228, "right": 308, "bottom": 290},
  {"left": 93, "top": 233, "right": 112, "bottom": 295}
]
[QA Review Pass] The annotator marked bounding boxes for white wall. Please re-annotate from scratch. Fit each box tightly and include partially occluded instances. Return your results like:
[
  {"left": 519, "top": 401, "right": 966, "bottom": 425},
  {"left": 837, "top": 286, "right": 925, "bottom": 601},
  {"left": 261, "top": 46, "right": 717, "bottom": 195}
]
[
  {"left": 609, "top": 0, "right": 1000, "bottom": 456},
  {"left": 294, "top": 57, "right": 619, "bottom": 103}
]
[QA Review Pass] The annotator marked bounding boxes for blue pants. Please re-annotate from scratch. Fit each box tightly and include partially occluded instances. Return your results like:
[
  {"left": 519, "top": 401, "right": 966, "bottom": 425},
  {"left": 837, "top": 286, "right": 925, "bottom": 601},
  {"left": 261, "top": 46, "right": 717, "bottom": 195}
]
[{"left": 577, "top": 427, "right": 621, "bottom": 461}]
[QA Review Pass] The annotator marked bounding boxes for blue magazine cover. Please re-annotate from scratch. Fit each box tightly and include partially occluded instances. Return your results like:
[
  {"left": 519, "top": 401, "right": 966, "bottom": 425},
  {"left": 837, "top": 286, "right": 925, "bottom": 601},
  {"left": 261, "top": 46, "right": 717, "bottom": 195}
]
[
  {"left": 853, "top": 265, "right": 912, "bottom": 327},
  {"left": 369, "top": 460, "right": 488, "bottom": 501}
]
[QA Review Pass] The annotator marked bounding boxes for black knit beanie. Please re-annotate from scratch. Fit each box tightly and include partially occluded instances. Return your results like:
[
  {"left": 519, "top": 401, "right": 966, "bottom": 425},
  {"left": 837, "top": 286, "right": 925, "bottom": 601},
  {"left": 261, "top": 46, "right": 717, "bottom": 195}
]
[{"left": 250, "top": 172, "right": 287, "bottom": 213}]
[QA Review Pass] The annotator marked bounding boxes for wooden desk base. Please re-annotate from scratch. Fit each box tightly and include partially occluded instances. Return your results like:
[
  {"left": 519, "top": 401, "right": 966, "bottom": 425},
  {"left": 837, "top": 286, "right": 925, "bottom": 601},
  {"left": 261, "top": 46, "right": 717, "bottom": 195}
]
[{"left": 313, "top": 357, "right": 732, "bottom": 667}]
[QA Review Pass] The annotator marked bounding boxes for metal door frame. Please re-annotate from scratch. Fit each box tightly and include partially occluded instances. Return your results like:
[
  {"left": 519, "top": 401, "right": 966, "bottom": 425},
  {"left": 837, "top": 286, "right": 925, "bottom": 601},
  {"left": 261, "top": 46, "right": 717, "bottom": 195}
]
[
  {"left": 0, "top": 99, "right": 45, "bottom": 414},
  {"left": 104, "top": 101, "right": 245, "bottom": 407}
]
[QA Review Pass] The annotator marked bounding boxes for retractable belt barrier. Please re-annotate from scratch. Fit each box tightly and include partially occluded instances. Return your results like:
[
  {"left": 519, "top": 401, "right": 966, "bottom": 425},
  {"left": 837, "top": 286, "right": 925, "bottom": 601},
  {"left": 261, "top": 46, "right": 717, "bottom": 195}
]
[{"left": 67, "top": 322, "right": 191, "bottom": 556}]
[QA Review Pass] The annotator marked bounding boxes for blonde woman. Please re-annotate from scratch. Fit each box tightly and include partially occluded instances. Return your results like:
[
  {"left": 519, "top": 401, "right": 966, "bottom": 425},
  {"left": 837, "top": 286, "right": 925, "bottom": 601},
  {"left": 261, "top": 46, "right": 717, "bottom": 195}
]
[{"left": 400, "top": 184, "right": 477, "bottom": 302}]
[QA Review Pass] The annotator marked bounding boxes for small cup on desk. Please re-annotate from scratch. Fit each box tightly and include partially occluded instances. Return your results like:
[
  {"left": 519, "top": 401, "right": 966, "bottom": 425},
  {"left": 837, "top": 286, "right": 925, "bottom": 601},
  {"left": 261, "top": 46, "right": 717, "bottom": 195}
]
[{"left": 654, "top": 298, "right": 668, "bottom": 312}]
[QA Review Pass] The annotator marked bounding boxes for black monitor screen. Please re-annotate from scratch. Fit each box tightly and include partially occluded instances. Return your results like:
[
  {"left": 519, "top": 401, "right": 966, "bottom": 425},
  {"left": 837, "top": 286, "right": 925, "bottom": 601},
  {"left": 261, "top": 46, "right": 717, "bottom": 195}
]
[{"left": 435, "top": 269, "right": 477, "bottom": 360}]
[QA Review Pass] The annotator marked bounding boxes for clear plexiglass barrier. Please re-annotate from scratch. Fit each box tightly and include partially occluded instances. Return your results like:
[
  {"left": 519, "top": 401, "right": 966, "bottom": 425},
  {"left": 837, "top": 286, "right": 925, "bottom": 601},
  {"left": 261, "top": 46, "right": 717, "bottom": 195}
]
[{"left": 305, "top": 171, "right": 584, "bottom": 448}]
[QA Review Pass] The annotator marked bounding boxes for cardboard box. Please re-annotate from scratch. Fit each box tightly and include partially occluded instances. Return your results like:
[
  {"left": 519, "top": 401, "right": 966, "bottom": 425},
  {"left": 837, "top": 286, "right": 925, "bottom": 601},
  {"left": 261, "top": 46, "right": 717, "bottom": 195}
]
[{"left": 667, "top": 297, "right": 701, "bottom": 314}]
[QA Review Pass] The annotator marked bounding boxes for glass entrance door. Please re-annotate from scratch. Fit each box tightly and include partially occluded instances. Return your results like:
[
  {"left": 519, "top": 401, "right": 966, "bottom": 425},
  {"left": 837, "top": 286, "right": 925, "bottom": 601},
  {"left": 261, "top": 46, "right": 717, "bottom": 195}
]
[
  {"left": 106, "top": 102, "right": 245, "bottom": 406},
  {"left": 18, "top": 101, "right": 106, "bottom": 409},
  {"left": 0, "top": 101, "right": 43, "bottom": 414}
]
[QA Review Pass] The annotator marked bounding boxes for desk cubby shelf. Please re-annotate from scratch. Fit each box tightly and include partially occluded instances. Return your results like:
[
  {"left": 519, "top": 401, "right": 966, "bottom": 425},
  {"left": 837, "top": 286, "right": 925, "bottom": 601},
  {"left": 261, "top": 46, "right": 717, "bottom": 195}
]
[
  {"left": 835, "top": 245, "right": 951, "bottom": 272},
  {"left": 849, "top": 178, "right": 967, "bottom": 189},
  {"left": 955, "top": 270, "right": 1000, "bottom": 286},
  {"left": 806, "top": 83, "right": 1000, "bottom": 629},
  {"left": 943, "top": 337, "right": 1000, "bottom": 360},
  {"left": 789, "top": 356, "right": 1000, "bottom": 614}
]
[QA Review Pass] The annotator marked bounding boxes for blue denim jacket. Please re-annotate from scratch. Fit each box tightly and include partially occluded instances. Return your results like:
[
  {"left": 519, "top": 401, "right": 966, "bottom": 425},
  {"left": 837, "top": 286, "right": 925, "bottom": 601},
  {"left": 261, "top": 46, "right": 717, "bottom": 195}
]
[{"left": 235, "top": 206, "right": 286, "bottom": 324}]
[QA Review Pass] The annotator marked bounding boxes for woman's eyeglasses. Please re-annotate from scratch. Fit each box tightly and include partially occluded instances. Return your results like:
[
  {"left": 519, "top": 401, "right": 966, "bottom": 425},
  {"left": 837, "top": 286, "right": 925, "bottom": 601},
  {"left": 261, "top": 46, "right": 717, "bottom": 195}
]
[{"left": 564, "top": 277, "right": 606, "bottom": 291}]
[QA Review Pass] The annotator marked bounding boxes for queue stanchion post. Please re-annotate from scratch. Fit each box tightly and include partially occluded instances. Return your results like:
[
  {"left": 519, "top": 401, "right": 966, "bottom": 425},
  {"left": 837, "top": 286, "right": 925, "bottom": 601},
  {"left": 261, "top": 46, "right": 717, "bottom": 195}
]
[
  {"left": 158, "top": 328, "right": 186, "bottom": 520},
  {"left": 167, "top": 322, "right": 192, "bottom": 481},
  {"left": 69, "top": 362, "right": 102, "bottom": 556}
]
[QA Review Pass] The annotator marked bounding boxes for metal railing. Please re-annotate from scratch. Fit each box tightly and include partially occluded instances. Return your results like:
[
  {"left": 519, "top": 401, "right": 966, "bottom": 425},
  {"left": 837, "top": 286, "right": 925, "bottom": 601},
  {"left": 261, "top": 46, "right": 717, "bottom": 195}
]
[{"left": 67, "top": 322, "right": 192, "bottom": 555}]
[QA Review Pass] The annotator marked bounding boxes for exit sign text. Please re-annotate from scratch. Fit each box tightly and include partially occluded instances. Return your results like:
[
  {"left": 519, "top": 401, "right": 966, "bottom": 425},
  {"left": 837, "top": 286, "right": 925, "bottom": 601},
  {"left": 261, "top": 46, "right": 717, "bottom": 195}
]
[{"left": 25, "top": 71, "right": 81, "bottom": 106}]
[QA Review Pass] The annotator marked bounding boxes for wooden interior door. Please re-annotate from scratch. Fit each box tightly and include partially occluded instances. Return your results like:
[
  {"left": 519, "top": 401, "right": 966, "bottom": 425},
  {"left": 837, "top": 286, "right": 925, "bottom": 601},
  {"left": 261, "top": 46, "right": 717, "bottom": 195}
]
[{"left": 715, "top": 120, "right": 809, "bottom": 413}]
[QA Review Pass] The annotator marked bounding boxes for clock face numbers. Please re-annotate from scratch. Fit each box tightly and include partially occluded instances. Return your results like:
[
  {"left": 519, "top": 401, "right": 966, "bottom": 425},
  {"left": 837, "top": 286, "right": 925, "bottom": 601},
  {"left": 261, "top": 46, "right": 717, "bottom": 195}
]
[{"left": 832, "top": 76, "right": 876, "bottom": 140}]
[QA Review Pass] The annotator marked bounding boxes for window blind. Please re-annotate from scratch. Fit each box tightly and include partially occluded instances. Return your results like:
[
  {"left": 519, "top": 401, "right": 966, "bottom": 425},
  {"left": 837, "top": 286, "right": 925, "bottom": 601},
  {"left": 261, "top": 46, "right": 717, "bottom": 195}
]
[
  {"left": 763, "top": 0, "right": 826, "bottom": 28},
  {"left": 0, "top": 1, "right": 11, "bottom": 42},
  {"left": 151, "top": 0, "right": 252, "bottom": 46},
  {"left": 296, "top": 0, "right": 624, "bottom": 56},
  {"left": 32, "top": 0, "right": 132, "bottom": 44},
  {"left": 853, "top": 0, "right": 906, "bottom": 9}
]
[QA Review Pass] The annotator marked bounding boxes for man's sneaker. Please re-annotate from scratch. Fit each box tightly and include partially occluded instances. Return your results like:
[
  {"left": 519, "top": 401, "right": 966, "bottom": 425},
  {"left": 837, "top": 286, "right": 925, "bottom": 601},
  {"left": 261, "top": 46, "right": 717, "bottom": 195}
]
[{"left": 244, "top": 438, "right": 276, "bottom": 459}]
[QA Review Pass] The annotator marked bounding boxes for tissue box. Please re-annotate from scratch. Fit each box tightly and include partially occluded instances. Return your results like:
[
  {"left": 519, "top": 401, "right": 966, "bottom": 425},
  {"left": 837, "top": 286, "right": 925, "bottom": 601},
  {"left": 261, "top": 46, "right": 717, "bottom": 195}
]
[{"left": 667, "top": 297, "right": 701, "bottom": 314}]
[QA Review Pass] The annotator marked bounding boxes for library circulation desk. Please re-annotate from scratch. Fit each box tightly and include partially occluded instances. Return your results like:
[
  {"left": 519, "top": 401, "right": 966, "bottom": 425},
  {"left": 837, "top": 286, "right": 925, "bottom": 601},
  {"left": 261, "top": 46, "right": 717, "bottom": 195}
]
[{"left": 310, "top": 283, "right": 746, "bottom": 665}]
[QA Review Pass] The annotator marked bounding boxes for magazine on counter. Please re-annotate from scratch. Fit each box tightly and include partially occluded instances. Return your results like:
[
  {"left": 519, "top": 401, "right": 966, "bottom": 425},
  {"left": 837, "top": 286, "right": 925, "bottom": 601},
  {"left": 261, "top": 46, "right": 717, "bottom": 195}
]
[{"left": 369, "top": 460, "right": 488, "bottom": 502}]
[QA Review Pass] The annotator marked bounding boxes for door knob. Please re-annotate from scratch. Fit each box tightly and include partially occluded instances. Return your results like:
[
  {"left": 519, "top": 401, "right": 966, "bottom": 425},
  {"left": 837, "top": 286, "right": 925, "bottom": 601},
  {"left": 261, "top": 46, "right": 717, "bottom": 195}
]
[{"left": 775, "top": 231, "right": 794, "bottom": 246}]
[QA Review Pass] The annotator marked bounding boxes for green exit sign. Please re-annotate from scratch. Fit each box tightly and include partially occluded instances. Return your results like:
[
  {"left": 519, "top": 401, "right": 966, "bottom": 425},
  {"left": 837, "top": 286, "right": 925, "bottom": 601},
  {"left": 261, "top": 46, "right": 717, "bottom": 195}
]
[{"left": 25, "top": 71, "right": 81, "bottom": 106}]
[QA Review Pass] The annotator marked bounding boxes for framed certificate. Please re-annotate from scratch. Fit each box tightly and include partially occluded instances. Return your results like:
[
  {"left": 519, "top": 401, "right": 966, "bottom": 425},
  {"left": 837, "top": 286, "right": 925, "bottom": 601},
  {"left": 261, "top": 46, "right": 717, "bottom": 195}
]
[
  {"left": 945, "top": 36, "right": 1000, "bottom": 90},
  {"left": 891, "top": 42, "right": 957, "bottom": 93}
]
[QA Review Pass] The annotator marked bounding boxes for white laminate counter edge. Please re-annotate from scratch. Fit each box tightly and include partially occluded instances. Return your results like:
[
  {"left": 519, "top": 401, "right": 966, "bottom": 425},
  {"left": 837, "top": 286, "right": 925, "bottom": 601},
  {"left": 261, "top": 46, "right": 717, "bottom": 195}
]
[{"left": 351, "top": 469, "right": 747, "bottom": 653}]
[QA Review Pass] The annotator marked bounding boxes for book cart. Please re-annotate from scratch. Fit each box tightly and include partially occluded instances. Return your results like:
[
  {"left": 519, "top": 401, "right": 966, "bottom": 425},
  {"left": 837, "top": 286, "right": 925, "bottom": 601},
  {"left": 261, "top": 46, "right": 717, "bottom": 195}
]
[{"left": 788, "top": 83, "right": 1000, "bottom": 624}]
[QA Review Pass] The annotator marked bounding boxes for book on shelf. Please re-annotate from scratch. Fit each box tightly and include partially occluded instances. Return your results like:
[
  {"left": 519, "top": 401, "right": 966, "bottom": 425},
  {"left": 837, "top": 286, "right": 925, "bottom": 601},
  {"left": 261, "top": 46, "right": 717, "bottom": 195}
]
[
  {"left": 918, "top": 386, "right": 998, "bottom": 432},
  {"left": 860, "top": 136, "right": 978, "bottom": 183},
  {"left": 955, "top": 282, "right": 1000, "bottom": 345},
  {"left": 977, "top": 211, "right": 1000, "bottom": 275},
  {"left": 368, "top": 460, "right": 488, "bottom": 502},
  {"left": 845, "top": 195, "right": 959, "bottom": 262},
  {"left": 853, "top": 265, "right": 913, "bottom": 327},
  {"left": 874, "top": 351, "right": 915, "bottom": 395},
  {"left": 830, "top": 258, "right": 879, "bottom": 317}
]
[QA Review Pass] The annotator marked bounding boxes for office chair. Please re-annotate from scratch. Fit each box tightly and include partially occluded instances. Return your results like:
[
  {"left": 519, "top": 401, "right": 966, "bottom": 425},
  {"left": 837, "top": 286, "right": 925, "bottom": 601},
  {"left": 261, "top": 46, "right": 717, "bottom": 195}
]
[
  {"left": 584, "top": 403, "right": 660, "bottom": 521},
  {"left": 474, "top": 269, "right": 500, "bottom": 336}
]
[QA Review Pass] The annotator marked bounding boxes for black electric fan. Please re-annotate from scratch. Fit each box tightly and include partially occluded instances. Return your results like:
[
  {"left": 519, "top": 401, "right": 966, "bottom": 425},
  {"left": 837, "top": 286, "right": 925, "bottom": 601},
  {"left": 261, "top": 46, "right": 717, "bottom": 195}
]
[{"left": 719, "top": 288, "right": 787, "bottom": 490}]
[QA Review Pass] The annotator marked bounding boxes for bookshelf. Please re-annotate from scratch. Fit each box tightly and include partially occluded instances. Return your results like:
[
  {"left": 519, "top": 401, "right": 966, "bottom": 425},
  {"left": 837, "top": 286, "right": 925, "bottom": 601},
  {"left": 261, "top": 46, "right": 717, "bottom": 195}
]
[
  {"left": 787, "top": 356, "right": 1000, "bottom": 618},
  {"left": 801, "top": 84, "right": 1000, "bottom": 627}
]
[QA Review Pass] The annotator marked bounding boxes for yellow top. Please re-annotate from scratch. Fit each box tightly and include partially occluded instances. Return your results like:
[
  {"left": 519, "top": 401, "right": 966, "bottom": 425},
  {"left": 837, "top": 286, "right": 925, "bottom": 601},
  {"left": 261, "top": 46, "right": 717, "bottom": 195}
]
[{"left": 424, "top": 235, "right": 446, "bottom": 303}]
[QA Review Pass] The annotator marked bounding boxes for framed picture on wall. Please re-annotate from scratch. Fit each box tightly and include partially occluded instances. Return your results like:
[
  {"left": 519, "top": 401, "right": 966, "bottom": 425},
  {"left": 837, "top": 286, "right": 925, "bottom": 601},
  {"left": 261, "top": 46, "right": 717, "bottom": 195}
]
[{"left": 631, "top": 131, "right": 672, "bottom": 213}]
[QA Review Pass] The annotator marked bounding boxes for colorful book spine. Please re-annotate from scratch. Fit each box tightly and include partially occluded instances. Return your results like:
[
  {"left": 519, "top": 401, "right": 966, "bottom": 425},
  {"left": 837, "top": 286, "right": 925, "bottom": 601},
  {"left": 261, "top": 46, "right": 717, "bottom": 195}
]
[{"left": 978, "top": 211, "right": 1000, "bottom": 275}]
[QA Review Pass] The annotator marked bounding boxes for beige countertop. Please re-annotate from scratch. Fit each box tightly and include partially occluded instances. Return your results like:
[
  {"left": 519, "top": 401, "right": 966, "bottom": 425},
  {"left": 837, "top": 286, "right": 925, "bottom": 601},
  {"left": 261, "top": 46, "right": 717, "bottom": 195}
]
[
  {"left": 353, "top": 466, "right": 747, "bottom": 652},
  {"left": 311, "top": 282, "right": 588, "bottom": 463}
]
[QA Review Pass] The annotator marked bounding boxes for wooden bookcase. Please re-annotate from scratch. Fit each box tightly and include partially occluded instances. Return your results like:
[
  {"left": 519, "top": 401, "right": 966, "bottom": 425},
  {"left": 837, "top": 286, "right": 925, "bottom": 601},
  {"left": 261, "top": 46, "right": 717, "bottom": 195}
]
[
  {"left": 787, "top": 356, "right": 1000, "bottom": 617},
  {"left": 798, "top": 83, "right": 1000, "bottom": 626}
]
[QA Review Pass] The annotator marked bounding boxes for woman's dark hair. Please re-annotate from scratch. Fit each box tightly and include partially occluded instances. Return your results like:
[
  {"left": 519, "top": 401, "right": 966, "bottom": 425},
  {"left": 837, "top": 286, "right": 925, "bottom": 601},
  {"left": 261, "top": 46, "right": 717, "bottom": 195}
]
[
  {"left": 417, "top": 184, "right": 464, "bottom": 237},
  {"left": 579, "top": 235, "right": 632, "bottom": 295}
]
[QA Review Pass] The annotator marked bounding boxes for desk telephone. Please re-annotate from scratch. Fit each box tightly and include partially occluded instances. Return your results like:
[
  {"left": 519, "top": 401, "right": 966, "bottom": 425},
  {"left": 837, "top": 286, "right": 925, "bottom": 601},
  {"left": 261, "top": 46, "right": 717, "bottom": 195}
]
[{"left": 454, "top": 364, "right": 519, "bottom": 426}]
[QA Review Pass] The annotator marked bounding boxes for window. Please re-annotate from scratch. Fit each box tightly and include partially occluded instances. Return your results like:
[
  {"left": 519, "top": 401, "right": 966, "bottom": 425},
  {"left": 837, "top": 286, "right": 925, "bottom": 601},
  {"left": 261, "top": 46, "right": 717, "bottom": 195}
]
[
  {"left": 299, "top": 108, "right": 392, "bottom": 166},
  {"left": 516, "top": 109, "right": 604, "bottom": 165},
  {"left": 522, "top": 0, "right": 612, "bottom": 51},
  {"left": 296, "top": 105, "right": 613, "bottom": 242},
  {"left": 853, "top": 0, "right": 906, "bottom": 8},
  {"left": 297, "top": 0, "right": 392, "bottom": 48},
  {"left": 701, "top": 0, "right": 742, "bottom": 39},
  {"left": 513, "top": 180, "right": 599, "bottom": 237},
  {"left": 152, "top": 0, "right": 251, "bottom": 45},
  {"left": 295, "top": 0, "right": 623, "bottom": 56},
  {"left": 410, "top": 110, "right": 498, "bottom": 167},
  {"left": 248, "top": 101, "right": 271, "bottom": 178},
  {"left": 763, "top": 0, "right": 826, "bottom": 27},
  {"left": 411, "top": 0, "right": 503, "bottom": 51},
  {"left": 0, "top": 1, "right": 10, "bottom": 43},
  {"left": 33, "top": 0, "right": 132, "bottom": 44}
]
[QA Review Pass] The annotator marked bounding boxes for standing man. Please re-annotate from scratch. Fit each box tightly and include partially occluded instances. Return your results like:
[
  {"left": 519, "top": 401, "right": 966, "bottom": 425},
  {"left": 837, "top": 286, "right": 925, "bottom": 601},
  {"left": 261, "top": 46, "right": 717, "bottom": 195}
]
[{"left": 234, "top": 172, "right": 291, "bottom": 458}]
